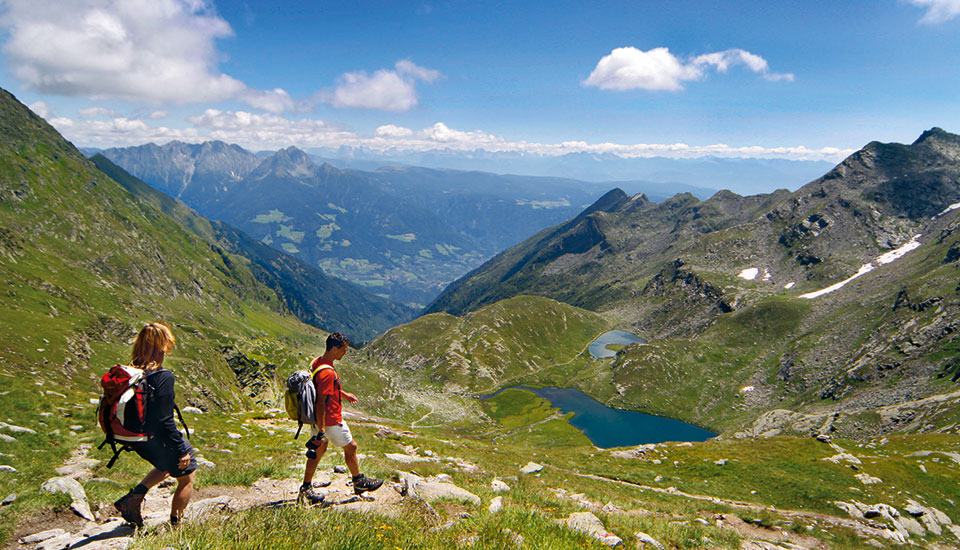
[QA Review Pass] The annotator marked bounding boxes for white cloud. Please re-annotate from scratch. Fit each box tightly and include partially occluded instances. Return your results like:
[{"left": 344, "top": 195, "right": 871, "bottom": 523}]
[
  {"left": 78, "top": 106, "right": 116, "bottom": 117},
  {"left": 583, "top": 47, "right": 702, "bottom": 91},
  {"left": 583, "top": 46, "right": 792, "bottom": 91},
  {"left": 375, "top": 124, "right": 414, "bottom": 138},
  {"left": 0, "top": 0, "right": 245, "bottom": 103},
  {"left": 239, "top": 88, "right": 295, "bottom": 114},
  {"left": 907, "top": 0, "right": 960, "bottom": 22},
  {"left": 324, "top": 60, "right": 441, "bottom": 111},
  {"left": 148, "top": 110, "right": 168, "bottom": 119},
  {"left": 50, "top": 111, "right": 852, "bottom": 162},
  {"left": 27, "top": 100, "right": 51, "bottom": 117},
  {"left": 692, "top": 49, "right": 793, "bottom": 82}
]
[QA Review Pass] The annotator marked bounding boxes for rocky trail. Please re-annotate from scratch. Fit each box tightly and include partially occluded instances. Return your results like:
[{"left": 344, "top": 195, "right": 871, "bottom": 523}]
[{"left": 10, "top": 423, "right": 960, "bottom": 550}]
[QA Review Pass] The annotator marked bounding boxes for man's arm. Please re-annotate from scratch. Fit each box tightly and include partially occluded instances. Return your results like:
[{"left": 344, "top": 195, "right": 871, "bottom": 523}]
[
  {"left": 314, "top": 393, "right": 328, "bottom": 431},
  {"left": 342, "top": 390, "right": 358, "bottom": 404}
]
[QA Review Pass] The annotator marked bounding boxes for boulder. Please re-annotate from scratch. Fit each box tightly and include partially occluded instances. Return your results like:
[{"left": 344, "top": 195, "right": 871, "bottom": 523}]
[
  {"left": 634, "top": 531, "right": 666, "bottom": 549},
  {"left": 562, "top": 512, "right": 622, "bottom": 546},
  {"left": 40, "top": 476, "right": 96, "bottom": 521},
  {"left": 1, "top": 493, "right": 15, "bottom": 505},
  {"left": 183, "top": 407, "right": 203, "bottom": 414},
  {"left": 0, "top": 465, "right": 16, "bottom": 472},
  {"left": 20, "top": 528, "right": 66, "bottom": 544},
  {"left": 184, "top": 496, "right": 237, "bottom": 522},
  {"left": 0, "top": 434, "right": 15, "bottom": 442},
  {"left": 491, "top": 479, "right": 511, "bottom": 492},
  {"left": 384, "top": 453, "right": 436, "bottom": 464},
  {"left": 855, "top": 473, "right": 882, "bottom": 485},
  {"left": 905, "top": 503, "right": 925, "bottom": 517},
  {"left": 0, "top": 421, "right": 36, "bottom": 434},
  {"left": 489, "top": 496, "right": 503, "bottom": 513},
  {"left": 401, "top": 472, "right": 481, "bottom": 507},
  {"left": 520, "top": 462, "right": 543, "bottom": 474},
  {"left": 34, "top": 532, "right": 72, "bottom": 550}
]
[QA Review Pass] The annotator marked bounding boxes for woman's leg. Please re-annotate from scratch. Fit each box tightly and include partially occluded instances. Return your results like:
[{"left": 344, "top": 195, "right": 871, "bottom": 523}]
[
  {"left": 141, "top": 468, "right": 168, "bottom": 488},
  {"left": 171, "top": 471, "right": 195, "bottom": 521}
]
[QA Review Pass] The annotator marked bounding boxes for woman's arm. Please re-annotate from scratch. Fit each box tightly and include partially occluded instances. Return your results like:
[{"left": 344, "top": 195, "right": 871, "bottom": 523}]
[{"left": 150, "top": 370, "right": 190, "bottom": 456}]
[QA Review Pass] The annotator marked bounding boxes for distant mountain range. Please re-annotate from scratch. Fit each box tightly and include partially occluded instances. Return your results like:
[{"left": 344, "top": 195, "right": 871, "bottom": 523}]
[
  {"left": 305, "top": 146, "right": 834, "bottom": 197},
  {"left": 99, "top": 141, "right": 719, "bottom": 306},
  {"left": 406, "top": 128, "right": 960, "bottom": 435},
  {"left": 91, "top": 155, "right": 416, "bottom": 343}
]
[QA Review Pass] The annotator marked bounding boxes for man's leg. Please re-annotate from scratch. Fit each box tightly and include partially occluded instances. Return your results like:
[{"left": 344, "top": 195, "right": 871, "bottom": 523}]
[
  {"left": 342, "top": 440, "right": 360, "bottom": 477},
  {"left": 344, "top": 441, "right": 383, "bottom": 495},
  {"left": 170, "top": 471, "right": 195, "bottom": 522},
  {"left": 302, "top": 439, "right": 328, "bottom": 485}
]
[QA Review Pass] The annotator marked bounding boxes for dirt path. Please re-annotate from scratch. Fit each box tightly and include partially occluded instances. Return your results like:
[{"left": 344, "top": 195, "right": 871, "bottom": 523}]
[
  {"left": 410, "top": 405, "right": 436, "bottom": 428},
  {"left": 11, "top": 474, "right": 401, "bottom": 550}
]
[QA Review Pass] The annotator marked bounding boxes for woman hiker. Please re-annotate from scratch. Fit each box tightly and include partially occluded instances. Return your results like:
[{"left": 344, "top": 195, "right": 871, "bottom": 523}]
[{"left": 113, "top": 322, "right": 197, "bottom": 527}]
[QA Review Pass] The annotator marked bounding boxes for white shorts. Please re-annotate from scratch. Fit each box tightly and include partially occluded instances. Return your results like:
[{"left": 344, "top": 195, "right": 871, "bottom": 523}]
[{"left": 311, "top": 421, "right": 353, "bottom": 447}]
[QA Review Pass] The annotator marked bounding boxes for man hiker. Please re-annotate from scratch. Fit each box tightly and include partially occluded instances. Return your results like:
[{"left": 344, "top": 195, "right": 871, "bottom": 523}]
[{"left": 299, "top": 332, "right": 383, "bottom": 504}]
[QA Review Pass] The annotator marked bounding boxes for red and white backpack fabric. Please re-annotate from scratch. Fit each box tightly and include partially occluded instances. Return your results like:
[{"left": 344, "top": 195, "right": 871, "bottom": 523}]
[{"left": 97, "top": 364, "right": 189, "bottom": 468}]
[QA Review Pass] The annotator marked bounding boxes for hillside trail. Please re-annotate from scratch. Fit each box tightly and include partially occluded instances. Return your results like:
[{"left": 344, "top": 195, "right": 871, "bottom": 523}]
[
  {"left": 477, "top": 327, "right": 613, "bottom": 394},
  {"left": 12, "top": 467, "right": 402, "bottom": 550},
  {"left": 409, "top": 405, "right": 435, "bottom": 428}
]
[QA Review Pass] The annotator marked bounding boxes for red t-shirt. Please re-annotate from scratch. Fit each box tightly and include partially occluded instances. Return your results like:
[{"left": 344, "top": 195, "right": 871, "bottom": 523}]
[{"left": 311, "top": 358, "right": 342, "bottom": 426}]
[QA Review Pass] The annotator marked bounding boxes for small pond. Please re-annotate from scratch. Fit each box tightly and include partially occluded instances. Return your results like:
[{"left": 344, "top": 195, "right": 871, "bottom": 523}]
[
  {"left": 486, "top": 386, "right": 715, "bottom": 448},
  {"left": 588, "top": 330, "right": 645, "bottom": 359}
]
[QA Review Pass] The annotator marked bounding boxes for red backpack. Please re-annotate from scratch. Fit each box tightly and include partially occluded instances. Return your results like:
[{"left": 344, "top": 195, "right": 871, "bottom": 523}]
[{"left": 97, "top": 365, "right": 188, "bottom": 468}]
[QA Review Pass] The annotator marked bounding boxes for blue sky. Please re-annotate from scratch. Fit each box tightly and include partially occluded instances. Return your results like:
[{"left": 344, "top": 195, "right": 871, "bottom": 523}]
[{"left": 2, "top": 0, "right": 959, "bottom": 163}]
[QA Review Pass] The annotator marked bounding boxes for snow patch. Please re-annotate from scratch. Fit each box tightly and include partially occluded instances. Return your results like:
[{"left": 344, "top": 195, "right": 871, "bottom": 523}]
[
  {"left": 784, "top": 282, "right": 795, "bottom": 290},
  {"left": 800, "top": 235, "right": 921, "bottom": 299},
  {"left": 876, "top": 234, "right": 922, "bottom": 264},
  {"left": 738, "top": 267, "right": 759, "bottom": 281},
  {"left": 934, "top": 202, "right": 960, "bottom": 219}
]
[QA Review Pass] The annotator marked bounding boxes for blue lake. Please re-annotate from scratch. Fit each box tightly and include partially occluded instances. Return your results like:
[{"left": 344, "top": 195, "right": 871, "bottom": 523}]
[
  {"left": 488, "top": 386, "right": 715, "bottom": 448},
  {"left": 588, "top": 330, "right": 646, "bottom": 359}
]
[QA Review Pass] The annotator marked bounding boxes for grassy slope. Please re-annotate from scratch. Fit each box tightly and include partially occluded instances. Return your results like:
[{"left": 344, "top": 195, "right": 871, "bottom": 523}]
[
  {"left": 114, "top": 402, "right": 960, "bottom": 550},
  {"left": 0, "top": 87, "right": 336, "bottom": 541},
  {"left": 361, "top": 295, "right": 611, "bottom": 394}
]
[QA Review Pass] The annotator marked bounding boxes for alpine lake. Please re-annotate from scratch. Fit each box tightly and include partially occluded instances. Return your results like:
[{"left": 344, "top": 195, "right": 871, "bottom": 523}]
[{"left": 482, "top": 330, "right": 715, "bottom": 448}]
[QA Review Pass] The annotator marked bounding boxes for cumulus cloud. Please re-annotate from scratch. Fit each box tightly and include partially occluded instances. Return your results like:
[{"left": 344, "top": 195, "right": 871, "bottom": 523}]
[
  {"left": 323, "top": 60, "right": 441, "bottom": 111},
  {"left": 583, "top": 46, "right": 792, "bottom": 91},
  {"left": 27, "top": 101, "right": 51, "bottom": 117},
  {"left": 48, "top": 111, "right": 850, "bottom": 162},
  {"left": 78, "top": 106, "right": 116, "bottom": 117},
  {"left": 0, "top": 0, "right": 246, "bottom": 103},
  {"left": 907, "top": 0, "right": 960, "bottom": 22},
  {"left": 375, "top": 124, "right": 414, "bottom": 138},
  {"left": 148, "top": 110, "right": 168, "bottom": 119},
  {"left": 692, "top": 49, "right": 794, "bottom": 82},
  {"left": 239, "top": 88, "right": 295, "bottom": 114}
]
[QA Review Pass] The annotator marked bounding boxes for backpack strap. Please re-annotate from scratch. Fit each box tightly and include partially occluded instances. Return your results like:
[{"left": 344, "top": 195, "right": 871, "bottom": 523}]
[
  {"left": 173, "top": 404, "right": 190, "bottom": 440},
  {"left": 311, "top": 362, "right": 334, "bottom": 379}
]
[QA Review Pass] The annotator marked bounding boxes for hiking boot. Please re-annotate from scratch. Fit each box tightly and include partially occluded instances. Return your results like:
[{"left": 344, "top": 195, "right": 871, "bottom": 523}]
[
  {"left": 297, "top": 484, "right": 326, "bottom": 505},
  {"left": 352, "top": 474, "right": 383, "bottom": 495},
  {"left": 114, "top": 491, "right": 145, "bottom": 527}
]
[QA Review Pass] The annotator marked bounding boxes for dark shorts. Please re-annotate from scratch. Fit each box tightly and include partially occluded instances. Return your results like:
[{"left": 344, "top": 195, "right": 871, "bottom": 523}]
[{"left": 132, "top": 438, "right": 198, "bottom": 478}]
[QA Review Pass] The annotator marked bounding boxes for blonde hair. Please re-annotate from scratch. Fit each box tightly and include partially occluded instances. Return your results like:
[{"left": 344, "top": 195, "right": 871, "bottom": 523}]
[{"left": 131, "top": 322, "right": 175, "bottom": 372}]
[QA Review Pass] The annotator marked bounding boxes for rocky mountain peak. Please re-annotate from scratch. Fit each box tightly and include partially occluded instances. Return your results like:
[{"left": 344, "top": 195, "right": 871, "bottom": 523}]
[
  {"left": 251, "top": 146, "right": 317, "bottom": 179},
  {"left": 913, "top": 127, "right": 960, "bottom": 147}
]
